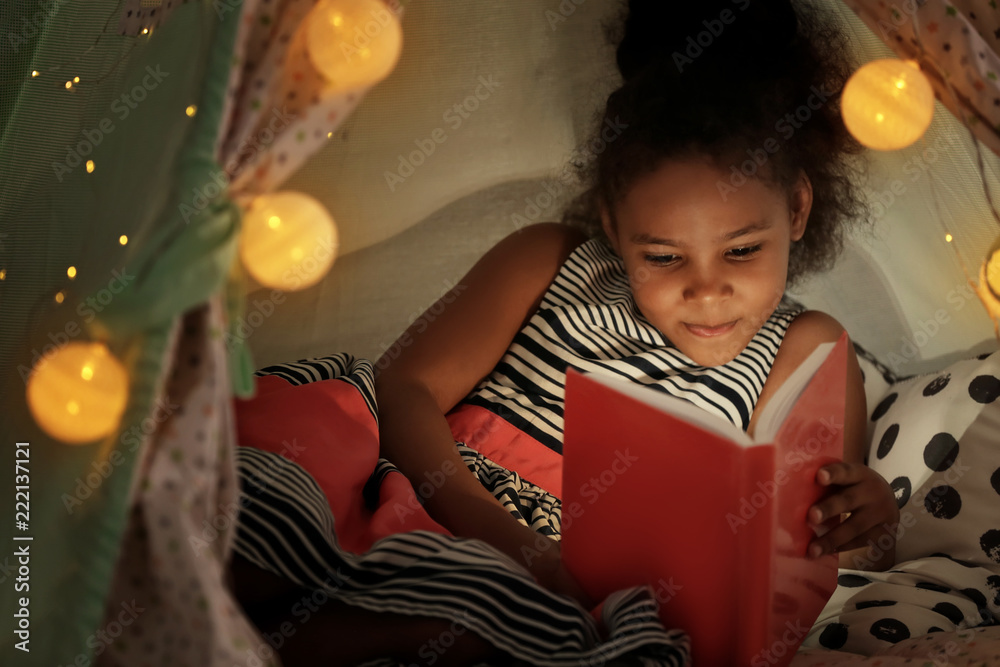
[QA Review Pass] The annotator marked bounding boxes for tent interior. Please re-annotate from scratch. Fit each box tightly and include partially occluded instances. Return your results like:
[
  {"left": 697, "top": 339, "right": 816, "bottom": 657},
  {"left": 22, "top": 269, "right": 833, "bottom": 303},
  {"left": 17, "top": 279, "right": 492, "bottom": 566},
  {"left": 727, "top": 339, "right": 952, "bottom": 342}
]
[{"left": 2, "top": 0, "right": 1000, "bottom": 664}]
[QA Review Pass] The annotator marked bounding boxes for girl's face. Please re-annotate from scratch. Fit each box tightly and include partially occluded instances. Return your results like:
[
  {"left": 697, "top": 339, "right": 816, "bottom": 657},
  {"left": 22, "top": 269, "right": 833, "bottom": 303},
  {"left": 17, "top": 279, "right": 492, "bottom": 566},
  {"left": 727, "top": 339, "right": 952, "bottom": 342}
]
[{"left": 601, "top": 157, "right": 811, "bottom": 367}]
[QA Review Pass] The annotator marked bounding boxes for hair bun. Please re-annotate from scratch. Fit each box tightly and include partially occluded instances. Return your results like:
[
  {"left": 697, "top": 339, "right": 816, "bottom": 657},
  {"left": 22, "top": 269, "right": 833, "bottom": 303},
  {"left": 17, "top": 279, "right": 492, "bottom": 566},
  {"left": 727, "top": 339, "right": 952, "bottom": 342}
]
[{"left": 616, "top": 0, "right": 798, "bottom": 82}]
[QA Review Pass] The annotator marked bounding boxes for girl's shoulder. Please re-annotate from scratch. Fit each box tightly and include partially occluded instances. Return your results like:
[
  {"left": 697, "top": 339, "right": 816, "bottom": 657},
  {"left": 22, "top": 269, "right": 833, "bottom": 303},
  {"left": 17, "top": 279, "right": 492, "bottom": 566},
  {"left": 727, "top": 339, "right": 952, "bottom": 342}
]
[
  {"left": 780, "top": 310, "right": 849, "bottom": 357},
  {"left": 485, "top": 222, "right": 591, "bottom": 293},
  {"left": 749, "top": 310, "right": 857, "bottom": 434},
  {"left": 499, "top": 222, "right": 590, "bottom": 263},
  {"left": 769, "top": 310, "right": 853, "bottom": 386},
  {"left": 375, "top": 223, "right": 587, "bottom": 413}
]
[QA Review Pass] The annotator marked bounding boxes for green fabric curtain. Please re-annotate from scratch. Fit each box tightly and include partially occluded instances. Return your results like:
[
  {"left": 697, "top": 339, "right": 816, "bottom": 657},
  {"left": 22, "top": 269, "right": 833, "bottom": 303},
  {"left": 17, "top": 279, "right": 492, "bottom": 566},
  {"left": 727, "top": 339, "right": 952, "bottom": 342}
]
[{"left": 0, "top": 1, "right": 242, "bottom": 663}]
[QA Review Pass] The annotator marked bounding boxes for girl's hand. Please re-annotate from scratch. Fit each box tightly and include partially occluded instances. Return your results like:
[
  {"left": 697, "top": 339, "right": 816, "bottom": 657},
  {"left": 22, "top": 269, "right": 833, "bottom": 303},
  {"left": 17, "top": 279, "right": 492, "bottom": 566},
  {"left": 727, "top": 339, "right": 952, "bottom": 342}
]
[
  {"left": 526, "top": 542, "right": 595, "bottom": 610},
  {"left": 806, "top": 462, "right": 899, "bottom": 562},
  {"left": 503, "top": 523, "right": 593, "bottom": 609}
]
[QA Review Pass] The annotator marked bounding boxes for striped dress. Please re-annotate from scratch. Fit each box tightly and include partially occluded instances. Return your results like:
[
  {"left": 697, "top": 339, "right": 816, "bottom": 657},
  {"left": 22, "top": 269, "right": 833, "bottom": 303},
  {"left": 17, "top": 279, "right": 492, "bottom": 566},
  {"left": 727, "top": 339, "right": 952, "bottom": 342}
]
[
  {"left": 447, "top": 238, "right": 804, "bottom": 497},
  {"left": 229, "top": 238, "right": 802, "bottom": 667}
]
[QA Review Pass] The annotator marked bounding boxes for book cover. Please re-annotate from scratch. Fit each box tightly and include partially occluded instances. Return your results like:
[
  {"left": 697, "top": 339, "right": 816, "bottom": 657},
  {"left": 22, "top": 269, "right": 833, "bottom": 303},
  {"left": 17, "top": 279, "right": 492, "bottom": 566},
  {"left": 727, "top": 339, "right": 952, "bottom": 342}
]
[{"left": 561, "top": 333, "right": 848, "bottom": 667}]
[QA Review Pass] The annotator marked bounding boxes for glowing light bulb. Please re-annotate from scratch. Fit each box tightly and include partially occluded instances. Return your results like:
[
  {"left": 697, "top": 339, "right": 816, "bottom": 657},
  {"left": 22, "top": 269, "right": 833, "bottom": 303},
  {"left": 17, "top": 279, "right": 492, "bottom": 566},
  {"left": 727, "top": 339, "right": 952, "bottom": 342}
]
[
  {"left": 186, "top": 105, "right": 197, "bottom": 117},
  {"left": 54, "top": 291, "right": 65, "bottom": 304},
  {"left": 67, "top": 266, "right": 77, "bottom": 278},
  {"left": 841, "top": 59, "right": 934, "bottom": 151},
  {"left": 86, "top": 160, "right": 95, "bottom": 173},
  {"left": 945, "top": 233, "right": 953, "bottom": 243},
  {"left": 305, "top": 0, "right": 403, "bottom": 92},
  {"left": 986, "top": 242, "right": 1000, "bottom": 301},
  {"left": 31, "top": 70, "right": 39, "bottom": 77},
  {"left": 119, "top": 235, "right": 128, "bottom": 245},
  {"left": 26, "top": 341, "right": 129, "bottom": 444},
  {"left": 240, "top": 191, "right": 339, "bottom": 291}
]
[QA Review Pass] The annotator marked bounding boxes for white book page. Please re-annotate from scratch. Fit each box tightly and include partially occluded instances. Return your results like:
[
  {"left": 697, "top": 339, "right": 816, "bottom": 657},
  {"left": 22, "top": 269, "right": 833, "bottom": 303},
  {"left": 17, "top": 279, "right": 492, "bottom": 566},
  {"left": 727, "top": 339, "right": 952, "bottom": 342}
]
[
  {"left": 752, "top": 341, "right": 835, "bottom": 443},
  {"left": 582, "top": 372, "right": 755, "bottom": 446}
]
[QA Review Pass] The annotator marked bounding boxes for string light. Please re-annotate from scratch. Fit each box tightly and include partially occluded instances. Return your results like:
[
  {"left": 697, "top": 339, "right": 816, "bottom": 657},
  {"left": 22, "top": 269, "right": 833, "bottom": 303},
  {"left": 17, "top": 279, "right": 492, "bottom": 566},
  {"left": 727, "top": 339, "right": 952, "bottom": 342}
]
[
  {"left": 65, "top": 81, "right": 73, "bottom": 89},
  {"left": 26, "top": 341, "right": 129, "bottom": 444},
  {"left": 31, "top": 70, "right": 39, "bottom": 77},
  {"left": 945, "top": 233, "right": 953, "bottom": 243},
  {"left": 73, "top": 76, "right": 80, "bottom": 83},
  {"left": 185, "top": 105, "right": 197, "bottom": 117},
  {"left": 0, "top": 269, "right": 6, "bottom": 280},
  {"left": 305, "top": 0, "right": 403, "bottom": 92},
  {"left": 239, "top": 191, "right": 339, "bottom": 291},
  {"left": 119, "top": 235, "right": 128, "bottom": 245},
  {"left": 54, "top": 291, "right": 65, "bottom": 304},
  {"left": 86, "top": 160, "right": 95, "bottom": 173},
  {"left": 841, "top": 59, "right": 934, "bottom": 151},
  {"left": 67, "top": 266, "right": 77, "bottom": 279}
]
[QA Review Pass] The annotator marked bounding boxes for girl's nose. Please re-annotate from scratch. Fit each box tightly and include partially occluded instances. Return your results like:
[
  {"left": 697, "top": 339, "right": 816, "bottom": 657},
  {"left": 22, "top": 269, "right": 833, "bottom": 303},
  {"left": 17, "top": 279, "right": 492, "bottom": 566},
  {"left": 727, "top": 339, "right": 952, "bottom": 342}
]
[{"left": 682, "top": 266, "right": 733, "bottom": 303}]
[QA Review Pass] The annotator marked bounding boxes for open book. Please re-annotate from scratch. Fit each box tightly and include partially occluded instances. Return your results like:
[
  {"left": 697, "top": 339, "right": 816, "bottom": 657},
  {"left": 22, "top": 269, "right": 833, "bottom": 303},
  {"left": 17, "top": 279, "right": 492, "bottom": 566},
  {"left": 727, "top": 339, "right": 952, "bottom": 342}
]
[{"left": 561, "top": 332, "right": 848, "bottom": 667}]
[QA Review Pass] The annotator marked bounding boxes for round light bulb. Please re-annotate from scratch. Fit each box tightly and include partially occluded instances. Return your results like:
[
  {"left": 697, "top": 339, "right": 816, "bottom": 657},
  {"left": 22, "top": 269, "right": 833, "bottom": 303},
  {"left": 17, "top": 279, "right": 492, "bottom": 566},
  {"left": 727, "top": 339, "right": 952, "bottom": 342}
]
[
  {"left": 305, "top": 0, "right": 403, "bottom": 92},
  {"left": 841, "top": 59, "right": 934, "bottom": 151},
  {"left": 985, "top": 238, "right": 1000, "bottom": 302},
  {"left": 239, "top": 191, "right": 339, "bottom": 290},
  {"left": 27, "top": 341, "right": 129, "bottom": 444}
]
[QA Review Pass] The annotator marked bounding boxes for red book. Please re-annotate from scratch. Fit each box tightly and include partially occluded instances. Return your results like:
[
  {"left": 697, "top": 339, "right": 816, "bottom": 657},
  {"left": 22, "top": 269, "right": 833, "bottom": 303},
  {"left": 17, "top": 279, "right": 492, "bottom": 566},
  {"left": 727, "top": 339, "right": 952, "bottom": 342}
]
[{"left": 562, "top": 333, "right": 848, "bottom": 667}]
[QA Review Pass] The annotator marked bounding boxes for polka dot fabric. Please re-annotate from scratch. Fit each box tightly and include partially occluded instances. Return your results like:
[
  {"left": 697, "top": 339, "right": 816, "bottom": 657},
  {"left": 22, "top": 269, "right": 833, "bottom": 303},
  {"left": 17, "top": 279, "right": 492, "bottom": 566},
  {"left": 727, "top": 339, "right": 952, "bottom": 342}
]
[
  {"left": 853, "top": 342, "right": 901, "bottom": 445},
  {"left": 97, "top": 299, "right": 271, "bottom": 667},
  {"left": 797, "top": 349, "right": 1000, "bottom": 658},
  {"left": 794, "top": 625, "right": 1000, "bottom": 665},
  {"left": 867, "top": 350, "right": 1000, "bottom": 570},
  {"left": 800, "top": 557, "right": 1000, "bottom": 656}
]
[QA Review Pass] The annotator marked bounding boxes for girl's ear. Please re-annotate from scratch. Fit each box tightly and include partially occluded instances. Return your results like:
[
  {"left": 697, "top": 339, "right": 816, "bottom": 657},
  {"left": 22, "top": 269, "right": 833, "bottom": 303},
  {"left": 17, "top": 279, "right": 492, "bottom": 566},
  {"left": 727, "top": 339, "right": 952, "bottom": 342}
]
[
  {"left": 789, "top": 171, "right": 813, "bottom": 242},
  {"left": 600, "top": 202, "right": 621, "bottom": 255}
]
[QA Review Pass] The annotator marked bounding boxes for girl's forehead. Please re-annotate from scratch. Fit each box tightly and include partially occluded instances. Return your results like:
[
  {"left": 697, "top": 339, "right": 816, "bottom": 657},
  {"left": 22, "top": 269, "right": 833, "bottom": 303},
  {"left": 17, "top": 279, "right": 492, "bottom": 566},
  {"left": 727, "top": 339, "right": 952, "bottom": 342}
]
[{"left": 621, "top": 159, "right": 788, "bottom": 212}]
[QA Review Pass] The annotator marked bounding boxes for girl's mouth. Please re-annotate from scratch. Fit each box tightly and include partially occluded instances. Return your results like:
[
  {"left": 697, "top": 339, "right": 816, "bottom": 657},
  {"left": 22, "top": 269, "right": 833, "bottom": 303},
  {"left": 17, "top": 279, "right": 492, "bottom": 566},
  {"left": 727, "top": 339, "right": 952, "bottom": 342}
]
[{"left": 684, "top": 320, "right": 738, "bottom": 337}]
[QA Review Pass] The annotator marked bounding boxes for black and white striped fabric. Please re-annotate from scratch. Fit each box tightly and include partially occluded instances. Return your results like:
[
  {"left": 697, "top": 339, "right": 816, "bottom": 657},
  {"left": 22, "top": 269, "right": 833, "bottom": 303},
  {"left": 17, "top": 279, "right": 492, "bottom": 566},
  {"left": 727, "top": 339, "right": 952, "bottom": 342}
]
[
  {"left": 233, "top": 446, "right": 691, "bottom": 666},
  {"left": 240, "top": 353, "right": 691, "bottom": 664},
  {"left": 256, "top": 352, "right": 378, "bottom": 423},
  {"left": 464, "top": 239, "right": 804, "bottom": 452}
]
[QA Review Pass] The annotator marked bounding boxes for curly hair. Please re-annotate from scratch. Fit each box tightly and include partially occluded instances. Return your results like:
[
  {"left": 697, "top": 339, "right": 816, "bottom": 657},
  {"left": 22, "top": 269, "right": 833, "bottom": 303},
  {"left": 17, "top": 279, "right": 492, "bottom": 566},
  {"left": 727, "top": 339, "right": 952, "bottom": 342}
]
[{"left": 561, "top": 0, "right": 870, "bottom": 288}]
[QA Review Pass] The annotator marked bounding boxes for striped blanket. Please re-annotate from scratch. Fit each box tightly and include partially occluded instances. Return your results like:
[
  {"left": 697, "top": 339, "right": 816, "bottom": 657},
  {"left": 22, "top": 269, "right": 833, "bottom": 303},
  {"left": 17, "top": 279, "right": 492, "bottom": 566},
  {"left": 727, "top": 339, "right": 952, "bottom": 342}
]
[{"left": 232, "top": 352, "right": 691, "bottom": 666}]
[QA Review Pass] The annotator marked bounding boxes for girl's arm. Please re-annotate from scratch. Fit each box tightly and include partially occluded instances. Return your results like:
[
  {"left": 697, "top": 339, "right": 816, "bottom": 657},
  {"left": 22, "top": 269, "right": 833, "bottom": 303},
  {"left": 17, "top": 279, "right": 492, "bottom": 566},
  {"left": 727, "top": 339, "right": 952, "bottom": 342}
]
[
  {"left": 786, "top": 313, "right": 899, "bottom": 571},
  {"left": 375, "top": 222, "right": 589, "bottom": 597}
]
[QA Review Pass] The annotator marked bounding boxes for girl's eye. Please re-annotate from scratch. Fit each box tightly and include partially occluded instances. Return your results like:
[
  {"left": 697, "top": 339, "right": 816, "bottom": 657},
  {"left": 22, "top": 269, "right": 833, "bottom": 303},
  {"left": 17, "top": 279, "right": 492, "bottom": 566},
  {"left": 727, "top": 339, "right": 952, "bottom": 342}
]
[
  {"left": 644, "top": 254, "right": 678, "bottom": 266},
  {"left": 727, "top": 244, "right": 762, "bottom": 259}
]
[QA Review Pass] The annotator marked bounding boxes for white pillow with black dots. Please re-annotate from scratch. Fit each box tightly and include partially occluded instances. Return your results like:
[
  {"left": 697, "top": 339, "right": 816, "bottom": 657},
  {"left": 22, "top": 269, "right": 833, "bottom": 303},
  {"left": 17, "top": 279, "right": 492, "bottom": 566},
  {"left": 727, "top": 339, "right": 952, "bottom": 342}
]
[
  {"left": 797, "top": 350, "right": 1000, "bottom": 657},
  {"left": 867, "top": 350, "right": 1000, "bottom": 570}
]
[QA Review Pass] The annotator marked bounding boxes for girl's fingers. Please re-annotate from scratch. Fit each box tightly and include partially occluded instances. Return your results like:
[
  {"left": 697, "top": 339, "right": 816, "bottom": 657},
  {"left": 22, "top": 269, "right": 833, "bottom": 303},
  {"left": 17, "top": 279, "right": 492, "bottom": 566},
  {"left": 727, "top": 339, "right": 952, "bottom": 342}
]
[
  {"left": 816, "top": 462, "right": 864, "bottom": 486},
  {"left": 808, "top": 486, "right": 861, "bottom": 524},
  {"left": 808, "top": 509, "right": 883, "bottom": 557}
]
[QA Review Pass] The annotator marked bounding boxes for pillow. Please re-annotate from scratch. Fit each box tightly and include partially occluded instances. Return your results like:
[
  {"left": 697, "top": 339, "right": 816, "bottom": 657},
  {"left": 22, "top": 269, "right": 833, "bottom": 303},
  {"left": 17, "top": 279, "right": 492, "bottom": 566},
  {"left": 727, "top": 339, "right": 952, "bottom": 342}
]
[
  {"left": 853, "top": 342, "right": 900, "bottom": 444},
  {"left": 866, "top": 349, "right": 1000, "bottom": 573}
]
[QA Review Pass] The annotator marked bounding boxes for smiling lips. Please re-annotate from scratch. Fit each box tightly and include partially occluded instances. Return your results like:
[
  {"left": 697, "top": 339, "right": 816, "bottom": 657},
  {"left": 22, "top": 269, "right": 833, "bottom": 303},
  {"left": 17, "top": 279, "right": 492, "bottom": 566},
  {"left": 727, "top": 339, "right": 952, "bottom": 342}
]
[{"left": 684, "top": 320, "right": 738, "bottom": 337}]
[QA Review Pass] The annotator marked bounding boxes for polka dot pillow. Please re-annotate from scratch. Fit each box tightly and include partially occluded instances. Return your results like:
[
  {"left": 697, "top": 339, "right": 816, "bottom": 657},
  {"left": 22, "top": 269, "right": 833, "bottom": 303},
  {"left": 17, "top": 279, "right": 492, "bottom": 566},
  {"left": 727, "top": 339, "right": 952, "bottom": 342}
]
[
  {"left": 853, "top": 342, "right": 899, "bottom": 445},
  {"left": 866, "top": 349, "right": 1000, "bottom": 573}
]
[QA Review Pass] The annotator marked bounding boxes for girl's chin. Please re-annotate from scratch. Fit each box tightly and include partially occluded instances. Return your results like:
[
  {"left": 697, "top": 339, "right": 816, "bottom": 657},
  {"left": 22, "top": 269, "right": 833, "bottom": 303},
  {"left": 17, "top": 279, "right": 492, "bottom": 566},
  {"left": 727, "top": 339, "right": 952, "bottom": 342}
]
[{"left": 675, "top": 338, "right": 749, "bottom": 367}]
